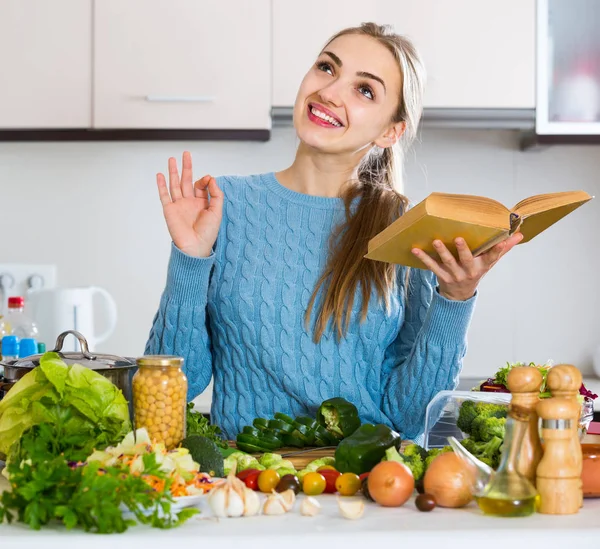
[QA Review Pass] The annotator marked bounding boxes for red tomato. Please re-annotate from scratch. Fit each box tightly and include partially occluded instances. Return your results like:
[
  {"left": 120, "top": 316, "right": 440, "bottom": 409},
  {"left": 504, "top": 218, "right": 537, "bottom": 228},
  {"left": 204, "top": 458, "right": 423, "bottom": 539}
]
[
  {"left": 237, "top": 468, "right": 261, "bottom": 481},
  {"left": 359, "top": 472, "right": 370, "bottom": 481},
  {"left": 319, "top": 469, "right": 341, "bottom": 493},
  {"left": 244, "top": 470, "right": 261, "bottom": 491}
]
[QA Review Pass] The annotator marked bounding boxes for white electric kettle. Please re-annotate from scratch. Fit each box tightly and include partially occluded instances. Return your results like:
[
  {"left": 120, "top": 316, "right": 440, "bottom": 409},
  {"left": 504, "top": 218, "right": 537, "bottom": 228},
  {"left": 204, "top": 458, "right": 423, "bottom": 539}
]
[{"left": 27, "top": 287, "right": 118, "bottom": 352}]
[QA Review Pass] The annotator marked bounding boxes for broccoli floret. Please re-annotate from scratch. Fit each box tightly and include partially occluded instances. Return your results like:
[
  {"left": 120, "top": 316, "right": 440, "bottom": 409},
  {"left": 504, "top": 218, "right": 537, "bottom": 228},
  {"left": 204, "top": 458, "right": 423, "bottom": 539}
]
[
  {"left": 456, "top": 400, "right": 478, "bottom": 435},
  {"left": 384, "top": 446, "right": 425, "bottom": 481},
  {"left": 471, "top": 416, "right": 506, "bottom": 442},
  {"left": 457, "top": 400, "right": 507, "bottom": 436},
  {"left": 461, "top": 436, "right": 503, "bottom": 469},
  {"left": 424, "top": 446, "right": 453, "bottom": 470},
  {"left": 403, "top": 443, "right": 428, "bottom": 461}
]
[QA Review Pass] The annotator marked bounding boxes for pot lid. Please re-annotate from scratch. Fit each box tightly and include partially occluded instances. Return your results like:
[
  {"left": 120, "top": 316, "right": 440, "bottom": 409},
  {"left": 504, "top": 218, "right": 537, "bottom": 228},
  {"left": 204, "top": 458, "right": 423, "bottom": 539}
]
[{"left": 8, "top": 330, "right": 136, "bottom": 371}]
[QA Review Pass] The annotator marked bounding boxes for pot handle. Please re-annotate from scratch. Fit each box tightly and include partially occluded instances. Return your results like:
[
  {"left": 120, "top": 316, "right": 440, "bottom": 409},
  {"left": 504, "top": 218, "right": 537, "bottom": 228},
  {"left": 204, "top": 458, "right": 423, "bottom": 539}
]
[
  {"left": 90, "top": 286, "right": 118, "bottom": 346},
  {"left": 53, "top": 330, "right": 95, "bottom": 359}
]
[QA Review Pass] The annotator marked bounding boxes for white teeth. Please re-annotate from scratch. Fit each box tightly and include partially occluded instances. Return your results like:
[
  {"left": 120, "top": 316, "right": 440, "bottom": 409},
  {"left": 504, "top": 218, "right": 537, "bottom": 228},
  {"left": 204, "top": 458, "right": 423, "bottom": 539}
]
[{"left": 310, "top": 107, "right": 341, "bottom": 127}]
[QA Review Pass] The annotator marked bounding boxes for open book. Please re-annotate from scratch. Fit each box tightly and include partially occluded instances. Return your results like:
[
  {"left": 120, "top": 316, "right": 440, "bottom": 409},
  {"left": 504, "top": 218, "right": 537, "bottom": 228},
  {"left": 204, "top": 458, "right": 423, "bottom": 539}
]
[{"left": 365, "top": 190, "right": 592, "bottom": 268}]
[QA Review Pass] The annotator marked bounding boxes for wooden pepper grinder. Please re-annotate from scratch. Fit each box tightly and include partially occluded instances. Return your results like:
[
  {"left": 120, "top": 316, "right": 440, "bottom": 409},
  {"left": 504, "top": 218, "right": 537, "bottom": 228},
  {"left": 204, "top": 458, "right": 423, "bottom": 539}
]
[
  {"left": 546, "top": 364, "right": 583, "bottom": 506},
  {"left": 506, "top": 366, "right": 543, "bottom": 485},
  {"left": 536, "top": 396, "right": 582, "bottom": 514}
]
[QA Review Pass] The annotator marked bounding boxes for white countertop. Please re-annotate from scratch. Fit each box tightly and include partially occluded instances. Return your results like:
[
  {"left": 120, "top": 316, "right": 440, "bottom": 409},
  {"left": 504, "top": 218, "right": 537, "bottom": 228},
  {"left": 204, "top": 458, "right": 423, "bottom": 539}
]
[{"left": 1, "top": 491, "right": 599, "bottom": 549}]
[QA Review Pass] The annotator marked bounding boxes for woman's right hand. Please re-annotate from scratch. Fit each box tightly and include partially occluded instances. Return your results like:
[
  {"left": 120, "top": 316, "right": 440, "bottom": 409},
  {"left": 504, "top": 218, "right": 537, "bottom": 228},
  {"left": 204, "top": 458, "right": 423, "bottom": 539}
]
[{"left": 156, "top": 151, "right": 224, "bottom": 258}]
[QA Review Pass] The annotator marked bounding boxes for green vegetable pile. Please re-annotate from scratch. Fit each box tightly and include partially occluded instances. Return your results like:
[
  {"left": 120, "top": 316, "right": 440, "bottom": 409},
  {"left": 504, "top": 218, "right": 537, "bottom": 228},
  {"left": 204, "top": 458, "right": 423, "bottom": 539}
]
[
  {"left": 186, "top": 403, "right": 227, "bottom": 449},
  {"left": 0, "top": 352, "right": 130, "bottom": 460},
  {"left": 456, "top": 400, "right": 507, "bottom": 469},
  {"left": 236, "top": 397, "right": 360, "bottom": 453},
  {"left": 0, "top": 425, "right": 197, "bottom": 533}
]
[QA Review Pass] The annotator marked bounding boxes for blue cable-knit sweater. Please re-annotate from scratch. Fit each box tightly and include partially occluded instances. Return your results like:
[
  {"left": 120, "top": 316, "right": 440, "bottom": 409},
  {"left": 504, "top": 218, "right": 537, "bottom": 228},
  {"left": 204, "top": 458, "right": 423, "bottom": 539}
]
[{"left": 145, "top": 172, "right": 476, "bottom": 442}]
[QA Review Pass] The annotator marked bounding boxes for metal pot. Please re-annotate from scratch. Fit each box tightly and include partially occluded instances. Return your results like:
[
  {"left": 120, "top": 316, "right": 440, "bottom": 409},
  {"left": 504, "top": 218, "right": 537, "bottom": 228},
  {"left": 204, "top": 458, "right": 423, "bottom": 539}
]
[{"left": 0, "top": 330, "right": 137, "bottom": 404}]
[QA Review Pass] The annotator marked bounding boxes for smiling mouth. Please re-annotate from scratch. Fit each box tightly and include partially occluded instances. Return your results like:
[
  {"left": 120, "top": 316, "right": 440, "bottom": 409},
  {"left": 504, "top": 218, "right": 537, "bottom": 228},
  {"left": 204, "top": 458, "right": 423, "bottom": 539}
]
[{"left": 307, "top": 104, "right": 344, "bottom": 127}]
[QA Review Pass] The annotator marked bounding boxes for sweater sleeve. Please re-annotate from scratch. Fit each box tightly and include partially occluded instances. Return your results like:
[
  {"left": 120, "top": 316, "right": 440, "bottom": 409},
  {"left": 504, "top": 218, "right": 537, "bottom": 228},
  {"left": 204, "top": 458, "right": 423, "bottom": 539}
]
[
  {"left": 144, "top": 242, "right": 216, "bottom": 400},
  {"left": 381, "top": 268, "right": 476, "bottom": 441}
]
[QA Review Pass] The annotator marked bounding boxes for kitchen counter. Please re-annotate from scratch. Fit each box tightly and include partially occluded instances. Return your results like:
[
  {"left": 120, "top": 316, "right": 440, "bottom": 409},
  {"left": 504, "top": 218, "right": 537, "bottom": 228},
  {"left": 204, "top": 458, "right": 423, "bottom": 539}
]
[{"left": 1, "top": 491, "right": 599, "bottom": 549}]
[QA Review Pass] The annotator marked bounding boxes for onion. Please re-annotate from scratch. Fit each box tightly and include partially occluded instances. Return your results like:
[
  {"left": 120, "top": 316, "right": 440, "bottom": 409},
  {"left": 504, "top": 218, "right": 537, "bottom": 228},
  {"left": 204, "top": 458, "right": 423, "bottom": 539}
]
[
  {"left": 367, "top": 461, "right": 414, "bottom": 507},
  {"left": 423, "top": 452, "right": 473, "bottom": 508}
]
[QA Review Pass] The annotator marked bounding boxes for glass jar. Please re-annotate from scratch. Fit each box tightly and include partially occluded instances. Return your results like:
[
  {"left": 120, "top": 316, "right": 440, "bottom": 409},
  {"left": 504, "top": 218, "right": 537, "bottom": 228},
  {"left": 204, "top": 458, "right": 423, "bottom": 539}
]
[{"left": 133, "top": 356, "right": 187, "bottom": 449}]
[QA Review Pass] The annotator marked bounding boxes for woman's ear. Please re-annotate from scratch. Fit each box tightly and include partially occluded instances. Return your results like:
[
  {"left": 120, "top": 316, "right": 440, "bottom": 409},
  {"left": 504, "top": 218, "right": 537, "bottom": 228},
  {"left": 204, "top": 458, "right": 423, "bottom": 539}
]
[{"left": 374, "top": 121, "right": 406, "bottom": 149}]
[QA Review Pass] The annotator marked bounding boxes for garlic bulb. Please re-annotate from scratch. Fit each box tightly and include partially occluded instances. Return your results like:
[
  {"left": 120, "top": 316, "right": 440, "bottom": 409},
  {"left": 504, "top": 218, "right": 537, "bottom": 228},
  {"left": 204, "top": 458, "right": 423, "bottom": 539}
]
[
  {"left": 263, "top": 489, "right": 295, "bottom": 515},
  {"left": 207, "top": 471, "right": 260, "bottom": 518},
  {"left": 337, "top": 497, "right": 365, "bottom": 520},
  {"left": 300, "top": 496, "right": 321, "bottom": 517}
]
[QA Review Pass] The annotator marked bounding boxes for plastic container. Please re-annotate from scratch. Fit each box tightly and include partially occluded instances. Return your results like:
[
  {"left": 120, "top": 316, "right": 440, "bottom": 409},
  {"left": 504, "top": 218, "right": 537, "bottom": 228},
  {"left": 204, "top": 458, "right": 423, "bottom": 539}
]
[
  {"left": 423, "top": 389, "right": 595, "bottom": 450},
  {"left": 1, "top": 335, "right": 20, "bottom": 362},
  {"left": 423, "top": 390, "right": 510, "bottom": 450},
  {"left": 3, "top": 297, "right": 38, "bottom": 339},
  {"left": 132, "top": 355, "right": 187, "bottom": 449}
]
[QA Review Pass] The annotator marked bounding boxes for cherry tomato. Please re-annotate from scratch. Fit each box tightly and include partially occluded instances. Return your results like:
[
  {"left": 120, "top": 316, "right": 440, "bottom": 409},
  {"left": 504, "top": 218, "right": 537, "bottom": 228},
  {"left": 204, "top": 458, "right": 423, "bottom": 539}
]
[
  {"left": 335, "top": 472, "right": 362, "bottom": 496},
  {"left": 318, "top": 469, "right": 341, "bottom": 493},
  {"left": 316, "top": 465, "right": 338, "bottom": 473},
  {"left": 258, "top": 469, "right": 281, "bottom": 493},
  {"left": 359, "top": 472, "right": 370, "bottom": 481},
  {"left": 243, "top": 470, "right": 261, "bottom": 491},
  {"left": 237, "top": 468, "right": 261, "bottom": 481},
  {"left": 302, "top": 472, "right": 326, "bottom": 496}
]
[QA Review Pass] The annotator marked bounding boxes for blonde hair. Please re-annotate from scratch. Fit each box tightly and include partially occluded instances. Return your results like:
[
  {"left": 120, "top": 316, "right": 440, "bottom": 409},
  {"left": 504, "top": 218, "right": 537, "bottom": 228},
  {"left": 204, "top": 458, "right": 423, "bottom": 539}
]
[{"left": 305, "top": 22, "right": 426, "bottom": 342}]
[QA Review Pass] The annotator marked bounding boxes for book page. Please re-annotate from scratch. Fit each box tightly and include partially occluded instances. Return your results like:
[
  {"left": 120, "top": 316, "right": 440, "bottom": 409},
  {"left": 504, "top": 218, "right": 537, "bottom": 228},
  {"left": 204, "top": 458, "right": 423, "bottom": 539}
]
[{"left": 427, "top": 193, "right": 511, "bottom": 228}]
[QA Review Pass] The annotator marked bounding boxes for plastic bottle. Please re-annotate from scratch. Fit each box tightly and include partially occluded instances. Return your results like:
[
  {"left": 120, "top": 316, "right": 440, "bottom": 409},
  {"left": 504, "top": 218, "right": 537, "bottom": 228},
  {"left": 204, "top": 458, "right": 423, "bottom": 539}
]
[
  {"left": 19, "top": 338, "right": 38, "bottom": 358},
  {"left": 1, "top": 335, "right": 19, "bottom": 361},
  {"left": 4, "top": 296, "right": 38, "bottom": 339}
]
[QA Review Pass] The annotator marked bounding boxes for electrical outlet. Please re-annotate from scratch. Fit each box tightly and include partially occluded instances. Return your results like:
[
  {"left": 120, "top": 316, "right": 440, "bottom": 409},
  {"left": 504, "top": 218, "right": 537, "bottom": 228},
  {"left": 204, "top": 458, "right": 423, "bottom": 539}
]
[{"left": 0, "top": 264, "right": 57, "bottom": 312}]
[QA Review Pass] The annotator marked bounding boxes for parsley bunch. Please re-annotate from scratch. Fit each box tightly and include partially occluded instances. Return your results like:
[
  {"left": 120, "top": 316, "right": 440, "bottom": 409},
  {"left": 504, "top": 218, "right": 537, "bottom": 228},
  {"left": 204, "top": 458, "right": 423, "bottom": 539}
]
[
  {"left": 186, "top": 403, "right": 227, "bottom": 448},
  {"left": 0, "top": 424, "right": 198, "bottom": 533}
]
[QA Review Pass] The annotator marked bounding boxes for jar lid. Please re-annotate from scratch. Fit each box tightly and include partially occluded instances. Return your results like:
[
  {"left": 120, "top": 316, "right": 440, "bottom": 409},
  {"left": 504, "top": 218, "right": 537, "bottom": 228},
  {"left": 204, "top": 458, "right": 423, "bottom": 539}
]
[{"left": 136, "top": 355, "right": 184, "bottom": 368}]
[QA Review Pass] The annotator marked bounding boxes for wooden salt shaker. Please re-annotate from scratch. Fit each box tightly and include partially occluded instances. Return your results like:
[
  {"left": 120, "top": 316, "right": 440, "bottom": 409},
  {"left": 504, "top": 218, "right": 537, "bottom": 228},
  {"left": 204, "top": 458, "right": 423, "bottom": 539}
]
[
  {"left": 506, "top": 366, "right": 543, "bottom": 484},
  {"left": 546, "top": 364, "right": 583, "bottom": 506},
  {"left": 536, "top": 396, "right": 582, "bottom": 514}
]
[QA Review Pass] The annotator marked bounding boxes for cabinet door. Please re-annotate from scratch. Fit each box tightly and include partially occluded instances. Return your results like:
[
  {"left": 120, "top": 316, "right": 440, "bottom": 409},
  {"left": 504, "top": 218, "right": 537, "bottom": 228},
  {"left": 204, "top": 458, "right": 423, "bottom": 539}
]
[
  {"left": 94, "top": 0, "right": 271, "bottom": 129},
  {"left": 272, "top": 0, "right": 535, "bottom": 109},
  {"left": 0, "top": 0, "right": 92, "bottom": 128}
]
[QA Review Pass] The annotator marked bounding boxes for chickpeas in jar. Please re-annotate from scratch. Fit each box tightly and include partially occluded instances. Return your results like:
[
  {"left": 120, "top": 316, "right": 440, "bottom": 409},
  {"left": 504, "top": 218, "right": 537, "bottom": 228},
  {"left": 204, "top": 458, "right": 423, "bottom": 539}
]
[{"left": 133, "top": 356, "right": 187, "bottom": 449}]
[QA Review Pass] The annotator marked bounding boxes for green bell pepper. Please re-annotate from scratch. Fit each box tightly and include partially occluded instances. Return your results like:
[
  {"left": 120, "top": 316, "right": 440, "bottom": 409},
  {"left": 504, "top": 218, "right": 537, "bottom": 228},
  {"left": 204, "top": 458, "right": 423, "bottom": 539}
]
[
  {"left": 334, "top": 423, "right": 401, "bottom": 475},
  {"left": 316, "top": 397, "right": 361, "bottom": 440}
]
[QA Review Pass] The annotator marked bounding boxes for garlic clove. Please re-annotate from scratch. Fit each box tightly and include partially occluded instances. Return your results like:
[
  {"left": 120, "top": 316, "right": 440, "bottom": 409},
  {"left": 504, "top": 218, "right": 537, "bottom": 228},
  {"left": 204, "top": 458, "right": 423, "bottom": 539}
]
[
  {"left": 300, "top": 496, "right": 321, "bottom": 517},
  {"left": 337, "top": 497, "right": 365, "bottom": 520},
  {"left": 207, "top": 471, "right": 254, "bottom": 517},
  {"left": 279, "top": 489, "right": 296, "bottom": 512},
  {"left": 263, "top": 492, "right": 288, "bottom": 516},
  {"left": 243, "top": 487, "right": 261, "bottom": 516}
]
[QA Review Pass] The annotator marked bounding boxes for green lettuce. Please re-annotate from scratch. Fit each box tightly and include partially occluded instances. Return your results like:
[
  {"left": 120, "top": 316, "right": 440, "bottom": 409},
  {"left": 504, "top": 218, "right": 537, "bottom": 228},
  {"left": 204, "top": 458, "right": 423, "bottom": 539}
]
[{"left": 0, "top": 352, "right": 130, "bottom": 458}]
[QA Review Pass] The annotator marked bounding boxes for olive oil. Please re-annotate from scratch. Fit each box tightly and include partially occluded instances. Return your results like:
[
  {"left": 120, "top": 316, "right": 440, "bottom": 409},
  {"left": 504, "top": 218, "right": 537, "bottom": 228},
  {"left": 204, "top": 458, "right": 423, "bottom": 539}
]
[{"left": 476, "top": 495, "right": 537, "bottom": 517}]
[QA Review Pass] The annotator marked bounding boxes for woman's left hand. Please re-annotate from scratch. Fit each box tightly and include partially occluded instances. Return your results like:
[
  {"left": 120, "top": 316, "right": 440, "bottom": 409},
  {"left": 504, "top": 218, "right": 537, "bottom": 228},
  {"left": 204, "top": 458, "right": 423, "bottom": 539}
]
[{"left": 411, "top": 233, "right": 524, "bottom": 301}]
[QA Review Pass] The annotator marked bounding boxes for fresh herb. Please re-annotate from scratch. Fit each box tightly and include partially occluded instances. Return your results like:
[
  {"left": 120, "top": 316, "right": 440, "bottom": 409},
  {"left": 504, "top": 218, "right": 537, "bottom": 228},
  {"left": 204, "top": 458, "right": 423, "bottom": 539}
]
[
  {"left": 186, "top": 403, "right": 227, "bottom": 449},
  {"left": 0, "top": 423, "right": 198, "bottom": 533}
]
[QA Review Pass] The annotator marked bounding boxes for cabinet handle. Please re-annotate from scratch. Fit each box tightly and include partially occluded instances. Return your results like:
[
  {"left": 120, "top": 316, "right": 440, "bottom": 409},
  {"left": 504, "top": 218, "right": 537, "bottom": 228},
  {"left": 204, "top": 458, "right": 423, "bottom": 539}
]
[{"left": 145, "top": 95, "right": 215, "bottom": 103}]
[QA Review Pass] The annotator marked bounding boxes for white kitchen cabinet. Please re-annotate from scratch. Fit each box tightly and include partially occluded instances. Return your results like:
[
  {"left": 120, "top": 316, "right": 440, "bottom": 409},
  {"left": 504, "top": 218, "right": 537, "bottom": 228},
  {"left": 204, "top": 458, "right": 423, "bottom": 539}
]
[
  {"left": 93, "top": 0, "right": 271, "bottom": 130},
  {"left": 0, "top": 0, "right": 92, "bottom": 128},
  {"left": 272, "top": 0, "right": 535, "bottom": 109}
]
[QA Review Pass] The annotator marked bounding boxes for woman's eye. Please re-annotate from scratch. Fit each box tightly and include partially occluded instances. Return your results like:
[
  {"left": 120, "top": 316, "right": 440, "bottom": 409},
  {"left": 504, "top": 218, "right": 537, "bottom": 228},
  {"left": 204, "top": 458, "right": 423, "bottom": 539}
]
[
  {"left": 358, "top": 85, "right": 374, "bottom": 100},
  {"left": 316, "top": 61, "right": 334, "bottom": 75}
]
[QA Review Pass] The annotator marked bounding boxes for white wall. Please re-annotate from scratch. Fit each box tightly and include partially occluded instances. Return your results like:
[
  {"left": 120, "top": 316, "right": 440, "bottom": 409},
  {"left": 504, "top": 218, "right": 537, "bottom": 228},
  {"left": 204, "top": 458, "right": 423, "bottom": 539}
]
[{"left": 1, "top": 129, "right": 599, "bottom": 406}]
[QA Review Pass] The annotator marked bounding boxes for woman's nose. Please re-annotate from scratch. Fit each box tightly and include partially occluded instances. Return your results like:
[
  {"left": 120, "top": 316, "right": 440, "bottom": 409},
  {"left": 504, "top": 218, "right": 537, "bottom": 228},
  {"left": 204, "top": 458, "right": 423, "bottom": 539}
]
[{"left": 317, "top": 82, "right": 343, "bottom": 107}]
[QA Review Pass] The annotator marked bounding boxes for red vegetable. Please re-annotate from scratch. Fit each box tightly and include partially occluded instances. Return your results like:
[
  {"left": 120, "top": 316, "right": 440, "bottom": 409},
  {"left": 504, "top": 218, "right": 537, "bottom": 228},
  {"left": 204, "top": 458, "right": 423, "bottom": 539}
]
[{"left": 319, "top": 469, "right": 341, "bottom": 493}]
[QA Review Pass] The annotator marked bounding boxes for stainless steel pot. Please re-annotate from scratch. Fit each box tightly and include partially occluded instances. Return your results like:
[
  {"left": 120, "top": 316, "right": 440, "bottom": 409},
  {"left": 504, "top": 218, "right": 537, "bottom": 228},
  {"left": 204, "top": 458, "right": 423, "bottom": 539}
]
[{"left": 0, "top": 330, "right": 137, "bottom": 404}]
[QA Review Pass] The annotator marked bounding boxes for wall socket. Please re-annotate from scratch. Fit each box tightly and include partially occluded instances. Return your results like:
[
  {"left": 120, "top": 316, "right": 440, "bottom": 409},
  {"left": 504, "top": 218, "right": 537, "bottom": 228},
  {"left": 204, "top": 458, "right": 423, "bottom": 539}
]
[{"left": 0, "top": 264, "right": 58, "bottom": 312}]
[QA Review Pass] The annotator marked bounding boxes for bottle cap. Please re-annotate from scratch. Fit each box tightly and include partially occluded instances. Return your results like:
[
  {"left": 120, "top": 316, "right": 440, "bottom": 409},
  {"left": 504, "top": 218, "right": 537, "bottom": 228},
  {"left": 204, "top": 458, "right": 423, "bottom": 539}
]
[
  {"left": 8, "top": 297, "right": 25, "bottom": 308},
  {"left": 37, "top": 342, "right": 47, "bottom": 354},
  {"left": 19, "top": 338, "right": 38, "bottom": 358},
  {"left": 1, "top": 335, "right": 19, "bottom": 356}
]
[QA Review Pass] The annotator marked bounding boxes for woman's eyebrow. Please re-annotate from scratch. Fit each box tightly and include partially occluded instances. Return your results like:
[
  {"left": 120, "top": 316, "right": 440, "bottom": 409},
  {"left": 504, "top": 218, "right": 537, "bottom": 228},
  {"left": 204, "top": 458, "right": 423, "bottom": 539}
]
[{"left": 322, "top": 51, "right": 386, "bottom": 92}]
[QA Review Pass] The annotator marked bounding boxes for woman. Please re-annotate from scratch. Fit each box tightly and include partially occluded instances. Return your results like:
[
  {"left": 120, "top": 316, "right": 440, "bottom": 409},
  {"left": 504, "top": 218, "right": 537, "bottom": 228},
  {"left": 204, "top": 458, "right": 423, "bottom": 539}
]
[{"left": 145, "top": 23, "right": 521, "bottom": 443}]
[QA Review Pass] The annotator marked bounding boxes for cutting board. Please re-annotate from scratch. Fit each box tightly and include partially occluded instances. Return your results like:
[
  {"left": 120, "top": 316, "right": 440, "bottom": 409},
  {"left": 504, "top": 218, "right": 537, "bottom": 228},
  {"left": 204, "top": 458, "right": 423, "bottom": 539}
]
[{"left": 227, "top": 440, "right": 410, "bottom": 470}]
